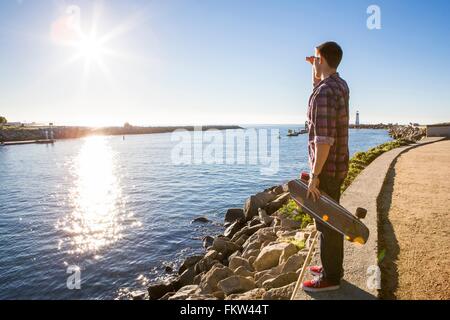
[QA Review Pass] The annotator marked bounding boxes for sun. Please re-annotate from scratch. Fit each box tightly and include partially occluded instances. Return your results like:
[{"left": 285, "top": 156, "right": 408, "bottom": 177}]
[{"left": 77, "top": 35, "right": 105, "bottom": 61}]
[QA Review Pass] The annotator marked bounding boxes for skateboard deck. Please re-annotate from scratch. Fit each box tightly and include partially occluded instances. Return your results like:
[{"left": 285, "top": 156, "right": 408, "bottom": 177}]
[{"left": 288, "top": 175, "right": 369, "bottom": 245}]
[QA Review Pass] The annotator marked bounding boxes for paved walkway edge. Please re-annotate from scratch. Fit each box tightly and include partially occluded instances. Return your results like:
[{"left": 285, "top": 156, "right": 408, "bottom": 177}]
[{"left": 294, "top": 137, "right": 446, "bottom": 300}]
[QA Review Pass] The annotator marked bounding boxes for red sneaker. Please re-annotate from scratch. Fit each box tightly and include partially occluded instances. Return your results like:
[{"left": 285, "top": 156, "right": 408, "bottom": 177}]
[
  {"left": 302, "top": 278, "right": 340, "bottom": 292},
  {"left": 308, "top": 266, "right": 323, "bottom": 277}
]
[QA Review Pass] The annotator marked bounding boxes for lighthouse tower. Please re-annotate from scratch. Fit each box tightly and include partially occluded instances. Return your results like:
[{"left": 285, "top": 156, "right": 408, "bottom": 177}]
[{"left": 356, "top": 111, "right": 360, "bottom": 127}]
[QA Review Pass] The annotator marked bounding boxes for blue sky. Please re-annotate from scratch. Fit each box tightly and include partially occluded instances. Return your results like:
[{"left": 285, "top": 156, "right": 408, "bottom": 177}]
[{"left": 0, "top": 0, "right": 449, "bottom": 126}]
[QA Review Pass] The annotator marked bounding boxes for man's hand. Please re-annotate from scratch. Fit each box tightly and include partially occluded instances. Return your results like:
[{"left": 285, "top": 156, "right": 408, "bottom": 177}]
[{"left": 307, "top": 176, "right": 321, "bottom": 202}]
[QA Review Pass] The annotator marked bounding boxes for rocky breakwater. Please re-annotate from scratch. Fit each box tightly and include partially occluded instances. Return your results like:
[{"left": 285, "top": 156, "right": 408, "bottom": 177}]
[
  {"left": 388, "top": 124, "right": 426, "bottom": 142},
  {"left": 144, "top": 185, "right": 315, "bottom": 301}
]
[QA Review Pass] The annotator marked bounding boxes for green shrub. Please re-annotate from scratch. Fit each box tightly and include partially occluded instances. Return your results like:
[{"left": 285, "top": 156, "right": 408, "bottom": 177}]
[
  {"left": 341, "top": 139, "right": 410, "bottom": 192},
  {"left": 279, "top": 200, "right": 313, "bottom": 229}
]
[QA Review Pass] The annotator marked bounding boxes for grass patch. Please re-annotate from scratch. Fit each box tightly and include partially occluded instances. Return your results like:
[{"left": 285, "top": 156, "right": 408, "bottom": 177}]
[
  {"left": 341, "top": 139, "right": 411, "bottom": 192},
  {"left": 279, "top": 237, "right": 305, "bottom": 250},
  {"left": 279, "top": 199, "right": 313, "bottom": 229}
]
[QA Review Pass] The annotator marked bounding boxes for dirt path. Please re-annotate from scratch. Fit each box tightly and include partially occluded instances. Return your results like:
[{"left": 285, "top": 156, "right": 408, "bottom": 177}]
[{"left": 378, "top": 140, "right": 450, "bottom": 300}]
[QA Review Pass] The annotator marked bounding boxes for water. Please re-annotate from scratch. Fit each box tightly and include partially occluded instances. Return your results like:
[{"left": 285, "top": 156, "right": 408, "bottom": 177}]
[{"left": 0, "top": 127, "right": 391, "bottom": 299}]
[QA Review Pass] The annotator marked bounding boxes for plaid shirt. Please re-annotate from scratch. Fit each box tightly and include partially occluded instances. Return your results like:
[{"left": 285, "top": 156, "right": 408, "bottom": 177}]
[{"left": 307, "top": 73, "right": 350, "bottom": 180}]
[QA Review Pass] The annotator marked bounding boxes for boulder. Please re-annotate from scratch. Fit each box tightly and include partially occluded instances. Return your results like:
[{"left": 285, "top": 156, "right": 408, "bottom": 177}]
[
  {"left": 253, "top": 242, "right": 291, "bottom": 271},
  {"left": 168, "top": 285, "right": 200, "bottom": 300},
  {"left": 256, "top": 273, "right": 276, "bottom": 288},
  {"left": 233, "top": 234, "right": 249, "bottom": 247},
  {"left": 281, "top": 252, "right": 307, "bottom": 274},
  {"left": 262, "top": 272, "right": 298, "bottom": 290},
  {"left": 248, "top": 256, "right": 256, "bottom": 266},
  {"left": 244, "top": 191, "right": 278, "bottom": 221},
  {"left": 191, "top": 216, "right": 211, "bottom": 224},
  {"left": 148, "top": 281, "right": 177, "bottom": 300},
  {"left": 262, "top": 282, "right": 296, "bottom": 300},
  {"left": 202, "top": 236, "right": 214, "bottom": 249},
  {"left": 194, "top": 254, "right": 221, "bottom": 274},
  {"left": 224, "top": 220, "right": 244, "bottom": 239},
  {"left": 178, "top": 255, "right": 204, "bottom": 275},
  {"left": 218, "top": 276, "right": 256, "bottom": 295},
  {"left": 279, "top": 243, "right": 299, "bottom": 264},
  {"left": 225, "top": 288, "right": 266, "bottom": 300},
  {"left": 242, "top": 248, "right": 260, "bottom": 260},
  {"left": 224, "top": 208, "right": 245, "bottom": 224},
  {"left": 232, "top": 223, "right": 266, "bottom": 241},
  {"left": 265, "top": 192, "right": 291, "bottom": 215},
  {"left": 228, "top": 256, "right": 254, "bottom": 272},
  {"left": 198, "top": 264, "right": 234, "bottom": 294},
  {"left": 234, "top": 266, "right": 255, "bottom": 278},
  {"left": 131, "top": 290, "right": 147, "bottom": 300},
  {"left": 179, "top": 266, "right": 196, "bottom": 287},
  {"left": 258, "top": 208, "right": 274, "bottom": 226},
  {"left": 160, "top": 292, "right": 176, "bottom": 300},
  {"left": 211, "top": 238, "right": 241, "bottom": 257}
]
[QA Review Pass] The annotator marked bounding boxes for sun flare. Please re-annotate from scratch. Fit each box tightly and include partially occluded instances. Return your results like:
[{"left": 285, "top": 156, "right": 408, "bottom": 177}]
[{"left": 77, "top": 35, "right": 105, "bottom": 61}]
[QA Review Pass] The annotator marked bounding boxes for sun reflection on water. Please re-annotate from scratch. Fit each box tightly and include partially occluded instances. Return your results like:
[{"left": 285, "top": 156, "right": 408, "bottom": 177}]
[{"left": 57, "top": 136, "right": 138, "bottom": 255}]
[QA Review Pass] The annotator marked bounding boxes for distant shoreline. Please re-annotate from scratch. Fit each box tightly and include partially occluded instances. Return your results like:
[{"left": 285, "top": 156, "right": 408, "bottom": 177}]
[{"left": 0, "top": 125, "right": 243, "bottom": 143}]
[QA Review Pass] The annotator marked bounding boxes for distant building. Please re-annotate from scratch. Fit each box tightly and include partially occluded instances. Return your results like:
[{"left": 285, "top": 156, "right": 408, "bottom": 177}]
[
  {"left": 3, "top": 122, "right": 22, "bottom": 127},
  {"left": 355, "top": 111, "right": 360, "bottom": 127}
]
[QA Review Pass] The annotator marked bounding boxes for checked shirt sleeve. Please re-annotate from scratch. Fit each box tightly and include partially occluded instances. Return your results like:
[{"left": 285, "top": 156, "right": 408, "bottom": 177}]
[{"left": 312, "top": 86, "right": 336, "bottom": 145}]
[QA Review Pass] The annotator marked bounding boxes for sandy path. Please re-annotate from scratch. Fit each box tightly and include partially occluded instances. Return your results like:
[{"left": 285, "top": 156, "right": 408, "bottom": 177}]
[{"left": 378, "top": 140, "right": 450, "bottom": 299}]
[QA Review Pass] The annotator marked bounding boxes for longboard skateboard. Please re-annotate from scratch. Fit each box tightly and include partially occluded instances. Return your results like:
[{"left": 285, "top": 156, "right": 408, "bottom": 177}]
[{"left": 288, "top": 173, "right": 369, "bottom": 245}]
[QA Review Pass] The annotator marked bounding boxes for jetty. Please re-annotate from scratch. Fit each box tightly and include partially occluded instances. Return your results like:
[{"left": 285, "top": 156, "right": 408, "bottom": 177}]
[{"left": 0, "top": 139, "right": 54, "bottom": 146}]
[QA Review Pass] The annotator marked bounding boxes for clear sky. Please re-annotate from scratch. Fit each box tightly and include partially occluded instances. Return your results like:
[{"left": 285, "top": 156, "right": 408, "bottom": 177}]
[{"left": 1, "top": 0, "right": 449, "bottom": 126}]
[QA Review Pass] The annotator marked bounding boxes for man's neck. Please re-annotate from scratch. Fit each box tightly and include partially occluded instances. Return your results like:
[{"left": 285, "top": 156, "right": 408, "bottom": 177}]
[{"left": 321, "top": 69, "right": 337, "bottom": 81}]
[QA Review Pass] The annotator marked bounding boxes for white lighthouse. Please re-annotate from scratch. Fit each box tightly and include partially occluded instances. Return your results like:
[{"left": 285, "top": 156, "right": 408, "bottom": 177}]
[{"left": 356, "top": 111, "right": 360, "bottom": 127}]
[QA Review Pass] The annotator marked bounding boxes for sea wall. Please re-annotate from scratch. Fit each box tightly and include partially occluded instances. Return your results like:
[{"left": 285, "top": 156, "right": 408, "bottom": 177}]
[{"left": 0, "top": 125, "right": 242, "bottom": 142}]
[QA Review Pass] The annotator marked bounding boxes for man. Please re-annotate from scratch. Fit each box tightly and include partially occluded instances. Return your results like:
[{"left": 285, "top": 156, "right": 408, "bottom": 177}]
[{"left": 303, "top": 41, "right": 350, "bottom": 292}]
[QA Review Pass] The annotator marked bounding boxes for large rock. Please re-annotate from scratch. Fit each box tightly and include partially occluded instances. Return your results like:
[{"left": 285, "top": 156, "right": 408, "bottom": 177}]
[
  {"left": 168, "top": 285, "right": 200, "bottom": 300},
  {"left": 224, "top": 220, "right": 244, "bottom": 239},
  {"left": 148, "top": 281, "right": 177, "bottom": 300},
  {"left": 228, "top": 256, "right": 254, "bottom": 272},
  {"left": 191, "top": 216, "right": 211, "bottom": 224},
  {"left": 225, "top": 288, "right": 266, "bottom": 300},
  {"left": 258, "top": 208, "right": 274, "bottom": 226},
  {"left": 198, "top": 264, "right": 234, "bottom": 294},
  {"left": 243, "top": 228, "right": 277, "bottom": 250},
  {"left": 234, "top": 266, "right": 255, "bottom": 278},
  {"left": 253, "top": 242, "right": 291, "bottom": 271},
  {"left": 211, "top": 238, "right": 241, "bottom": 257},
  {"left": 179, "top": 255, "right": 204, "bottom": 274},
  {"left": 244, "top": 191, "right": 278, "bottom": 221},
  {"left": 278, "top": 243, "right": 299, "bottom": 264},
  {"left": 262, "top": 282, "right": 296, "bottom": 300},
  {"left": 179, "top": 266, "right": 196, "bottom": 287},
  {"left": 218, "top": 276, "right": 256, "bottom": 295},
  {"left": 281, "top": 252, "right": 307, "bottom": 274},
  {"left": 265, "top": 192, "right": 291, "bottom": 215},
  {"left": 232, "top": 223, "right": 266, "bottom": 241},
  {"left": 224, "top": 208, "right": 245, "bottom": 224},
  {"left": 194, "top": 253, "right": 221, "bottom": 274},
  {"left": 202, "top": 236, "right": 214, "bottom": 249},
  {"left": 262, "top": 272, "right": 298, "bottom": 290}
]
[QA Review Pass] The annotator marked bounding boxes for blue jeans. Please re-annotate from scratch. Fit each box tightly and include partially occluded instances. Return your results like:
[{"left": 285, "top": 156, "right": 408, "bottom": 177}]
[{"left": 315, "top": 174, "right": 344, "bottom": 285}]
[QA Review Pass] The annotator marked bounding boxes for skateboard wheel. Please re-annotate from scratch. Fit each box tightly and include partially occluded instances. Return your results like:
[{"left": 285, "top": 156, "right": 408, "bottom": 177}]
[
  {"left": 300, "top": 172, "right": 310, "bottom": 182},
  {"left": 356, "top": 207, "right": 367, "bottom": 219}
]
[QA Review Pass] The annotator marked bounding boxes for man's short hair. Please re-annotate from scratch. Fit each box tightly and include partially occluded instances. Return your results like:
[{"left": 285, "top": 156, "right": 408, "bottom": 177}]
[{"left": 316, "top": 42, "right": 343, "bottom": 69}]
